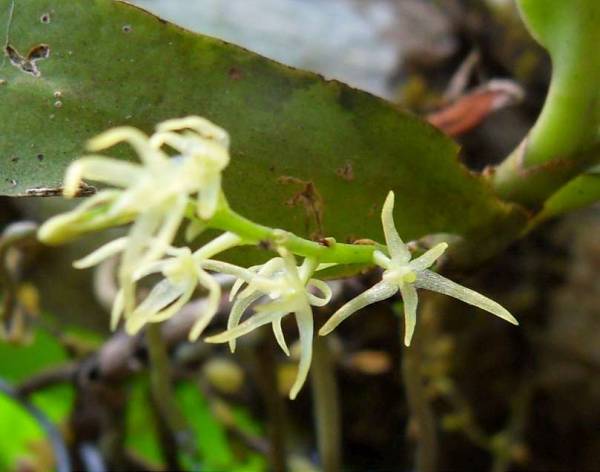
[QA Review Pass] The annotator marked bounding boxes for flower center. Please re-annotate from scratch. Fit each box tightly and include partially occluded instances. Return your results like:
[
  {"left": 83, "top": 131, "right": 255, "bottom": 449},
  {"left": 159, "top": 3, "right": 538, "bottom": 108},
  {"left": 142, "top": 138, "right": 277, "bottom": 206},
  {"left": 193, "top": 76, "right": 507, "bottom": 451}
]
[{"left": 383, "top": 265, "right": 416, "bottom": 286}]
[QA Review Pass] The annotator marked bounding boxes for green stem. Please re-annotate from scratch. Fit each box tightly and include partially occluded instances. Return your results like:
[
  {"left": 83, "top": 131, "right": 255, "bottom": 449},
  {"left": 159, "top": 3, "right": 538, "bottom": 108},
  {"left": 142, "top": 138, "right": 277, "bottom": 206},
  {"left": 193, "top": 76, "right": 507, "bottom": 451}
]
[
  {"left": 206, "top": 198, "right": 377, "bottom": 264},
  {"left": 493, "top": 0, "right": 600, "bottom": 206}
]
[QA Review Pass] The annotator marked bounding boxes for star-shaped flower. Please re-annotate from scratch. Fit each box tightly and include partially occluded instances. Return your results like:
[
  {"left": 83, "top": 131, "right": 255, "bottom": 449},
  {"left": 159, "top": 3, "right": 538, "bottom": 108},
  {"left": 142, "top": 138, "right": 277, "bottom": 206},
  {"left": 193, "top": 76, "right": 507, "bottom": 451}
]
[
  {"left": 73, "top": 232, "right": 241, "bottom": 335},
  {"left": 319, "top": 191, "right": 518, "bottom": 346},
  {"left": 204, "top": 249, "right": 331, "bottom": 399}
]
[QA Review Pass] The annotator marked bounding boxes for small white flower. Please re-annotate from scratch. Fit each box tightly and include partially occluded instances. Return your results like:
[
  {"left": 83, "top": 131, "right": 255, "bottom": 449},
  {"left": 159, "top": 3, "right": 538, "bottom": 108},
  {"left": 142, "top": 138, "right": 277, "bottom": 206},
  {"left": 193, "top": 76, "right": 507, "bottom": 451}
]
[
  {"left": 204, "top": 249, "right": 332, "bottom": 399},
  {"left": 319, "top": 191, "right": 518, "bottom": 346},
  {"left": 73, "top": 232, "right": 241, "bottom": 335},
  {"left": 39, "top": 116, "right": 232, "bottom": 318}
]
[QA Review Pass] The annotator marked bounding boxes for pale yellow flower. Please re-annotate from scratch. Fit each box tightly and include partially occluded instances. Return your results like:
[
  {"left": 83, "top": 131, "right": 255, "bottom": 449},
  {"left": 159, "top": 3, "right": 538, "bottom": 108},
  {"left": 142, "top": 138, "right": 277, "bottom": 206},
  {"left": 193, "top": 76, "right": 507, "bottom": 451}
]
[
  {"left": 204, "top": 250, "right": 332, "bottom": 399},
  {"left": 74, "top": 232, "right": 241, "bottom": 335},
  {"left": 319, "top": 191, "right": 518, "bottom": 346},
  {"left": 39, "top": 117, "right": 231, "bottom": 317}
]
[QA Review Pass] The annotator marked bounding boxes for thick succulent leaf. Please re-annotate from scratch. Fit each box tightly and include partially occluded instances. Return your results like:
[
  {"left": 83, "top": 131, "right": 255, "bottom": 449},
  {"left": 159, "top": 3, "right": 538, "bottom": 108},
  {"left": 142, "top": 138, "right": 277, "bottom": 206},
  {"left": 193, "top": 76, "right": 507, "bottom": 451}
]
[{"left": 0, "top": 0, "right": 525, "bottom": 263}]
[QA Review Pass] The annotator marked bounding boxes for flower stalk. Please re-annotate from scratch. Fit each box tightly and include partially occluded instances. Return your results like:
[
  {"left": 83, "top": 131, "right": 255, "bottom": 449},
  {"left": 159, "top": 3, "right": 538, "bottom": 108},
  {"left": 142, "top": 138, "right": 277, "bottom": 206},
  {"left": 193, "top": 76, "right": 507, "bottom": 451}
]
[{"left": 38, "top": 116, "right": 517, "bottom": 399}]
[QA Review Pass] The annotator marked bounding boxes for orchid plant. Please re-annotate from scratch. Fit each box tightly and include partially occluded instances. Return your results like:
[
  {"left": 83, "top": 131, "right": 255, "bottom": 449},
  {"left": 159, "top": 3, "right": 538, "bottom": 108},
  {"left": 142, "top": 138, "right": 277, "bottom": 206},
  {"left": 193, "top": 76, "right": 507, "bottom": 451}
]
[{"left": 38, "top": 116, "right": 517, "bottom": 399}]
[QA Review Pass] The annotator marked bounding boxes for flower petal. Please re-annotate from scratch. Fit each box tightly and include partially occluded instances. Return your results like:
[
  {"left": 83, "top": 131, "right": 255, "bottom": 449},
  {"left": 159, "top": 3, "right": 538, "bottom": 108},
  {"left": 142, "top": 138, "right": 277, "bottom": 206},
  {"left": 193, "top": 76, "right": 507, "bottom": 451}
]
[
  {"left": 205, "top": 310, "right": 285, "bottom": 344},
  {"left": 399, "top": 284, "right": 418, "bottom": 346},
  {"left": 381, "top": 191, "right": 410, "bottom": 263},
  {"left": 73, "top": 237, "right": 127, "bottom": 269},
  {"left": 140, "top": 195, "right": 187, "bottom": 266},
  {"left": 198, "top": 175, "right": 221, "bottom": 220},
  {"left": 188, "top": 269, "right": 222, "bottom": 340},
  {"left": 307, "top": 279, "right": 332, "bottom": 307},
  {"left": 120, "top": 208, "right": 164, "bottom": 316},
  {"left": 110, "top": 289, "right": 125, "bottom": 331},
  {"left": 63, "top": 157, "right": 141, "bottom": 196},
  {"left": 289, "top": 306, "right": 313, "bottom": 400},
  {"left": 156, "top": 116, "right": 230, "bottom": 148},
  {"left": 319, "top": 281, "right": 398, "bottom": 336},
  {"left": 125, "top": 280, "right": 186, "bottom": 334},
  {"left": 194, "top": 232, "right": 242, "bottom": 260},
  {"left": 409, "top": 243, "right": 448, "bottom": 271},
  {"left": 202, "top": 260, "right": 260, "bottom": 285},
  {"left": 272, "top": 317, "right": 290, "bottom": 356},
  {"left": 87, "top": 126, "right": 165, "bottom": 166},
  {"left": 224, "top": 291, "right": 263, "bottom": 352},
  {"left": 415, "top": 270, "right": 518, "bottom": 325}
]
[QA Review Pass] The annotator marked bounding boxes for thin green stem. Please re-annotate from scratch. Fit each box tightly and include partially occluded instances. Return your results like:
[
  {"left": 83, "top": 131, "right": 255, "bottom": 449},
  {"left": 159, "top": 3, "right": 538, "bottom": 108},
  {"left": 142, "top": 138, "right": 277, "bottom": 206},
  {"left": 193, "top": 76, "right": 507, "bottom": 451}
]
[
  {"left": 204, "top": 198, "right": 377, "bottom": 265},
  {"left": 492, "top": 0, "right": 600, "bottom": 206}
]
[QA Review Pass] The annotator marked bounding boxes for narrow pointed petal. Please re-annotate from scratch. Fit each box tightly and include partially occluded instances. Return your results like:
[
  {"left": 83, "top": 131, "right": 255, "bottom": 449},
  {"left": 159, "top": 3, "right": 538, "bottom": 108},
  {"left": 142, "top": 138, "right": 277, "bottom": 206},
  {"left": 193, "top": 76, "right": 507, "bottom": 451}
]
[
  {"left": 307, "top": 279, "right": 332, "bottom": 307},
  {"left": 147, "top": 283, "right": 195, "bottom": 323},
  {"left": 73, "top": 237, "right": 127, "bottom": 269},
  {"left": 87, "top": 127, "right": 165, "bottom": 166},
  {"left": 125, "top": 280, "right": 186, "bottom": 334},
  {"left": 399, "top": 284, "right": 418, "bottom": 346},
  {"left": 229, "top": 277, "right": 248, "bottom": 302},
  {"left": 280, "top": 250, "right": 302, "bottom": 284},
  {"left": 410, "top": 243, "right": 448, "bottom": 271},
  {"left": 156, "top": 116, "right": 230, "bottom": 147},
  {"left": 120, "top": 209, "right": 163, "bottom": 316},
  {"left": 121, "top": 208, "right": 163, "bottom": 272},
  {"left": 298, "top": 257, "right": 318, "bottom": 284},
  {"left": 319, "top": 281, "right": 398, "bottom": 336},
  {"left": 110, "top": 289, "right": 125, "bottom": 331},
  {"left": 205, "top": 310, "right": 285, "bottom": 344},
  {"left": 194, "top": 232, "right": 242, "bottom": 260},
  {"left": 202, "top": 260, "right": 259, "bottom": 284},
  {"left": 64, "top": 157, "right": 141, "bottom": 196},
  {"left": 188, "top": 270, "right": 222, "bottom": 340},
  {"left": 133, "top": 280, "right": 185, "bottom": 318},
  {"left": 289, "top": 307, "right": 314, "bottom": 400},
  {"left": 132, "top": 260, "right": 169, "bottom": 281},
  {"left": 198, "top": 176, "right": 221, "bottom": 220},
  {"left": 373, "top": 250, "right": 392, "bottom": 270},
  {"left": 224, "top": 292, "right": 263, "bottom": 352},
  {"left": 272, "top": 317, "right": 290, "bottom": 356},
  {"left": 381, "top": 191, "right": 410, "bottom": 263},
  {"left": 140, "top": 196, "right": 186, "bottom": 266},
  {"left": 415, "top": 270, "right": 518, "bottom": 325},
  {"left": 185, "top": 220, "right": 206, "bottom": 242}
]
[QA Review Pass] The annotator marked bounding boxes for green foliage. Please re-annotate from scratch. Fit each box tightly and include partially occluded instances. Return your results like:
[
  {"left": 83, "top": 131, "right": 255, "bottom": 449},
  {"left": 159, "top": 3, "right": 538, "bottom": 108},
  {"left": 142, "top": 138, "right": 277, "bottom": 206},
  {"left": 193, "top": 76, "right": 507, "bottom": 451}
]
[
  {"left": 125, "top": 378, "right": 265, "bottom": 471},
  {"left": 494, "top": 0, "right": 600, "bottom": 205},
  {"left": 0, "top": 330, "right": 73, "bottom": 469},
  {"left": 0, "top": 0, "right": 525, "bottom": 265}
]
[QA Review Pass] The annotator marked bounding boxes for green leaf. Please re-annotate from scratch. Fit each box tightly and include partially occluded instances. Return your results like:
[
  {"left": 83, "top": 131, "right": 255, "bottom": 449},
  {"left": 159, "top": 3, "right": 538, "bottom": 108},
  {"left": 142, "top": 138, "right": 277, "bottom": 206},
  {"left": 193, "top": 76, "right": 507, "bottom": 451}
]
[
  {"left": 175, "top": 382, "right": 266, "bottom": 471},
  {"left": 125, "top": 379, "right": 164, "bottom": 466},
  {"left": 0, "top": 329, "right": 73, "bottom": 469},
  {"left": 0, "top": 0, "right": 525, "bottom": 264}
]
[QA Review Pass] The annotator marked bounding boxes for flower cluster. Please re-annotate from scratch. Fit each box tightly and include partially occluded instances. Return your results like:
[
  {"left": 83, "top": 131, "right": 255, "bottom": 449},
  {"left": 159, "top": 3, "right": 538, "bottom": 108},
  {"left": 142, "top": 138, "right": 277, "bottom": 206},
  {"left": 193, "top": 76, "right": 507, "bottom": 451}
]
[
  {"left": 38, "top": 116, "right": 518, "bottom": 399},
  {"left": 39, "top": 117, "right": 235, "bottom": 335}
]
